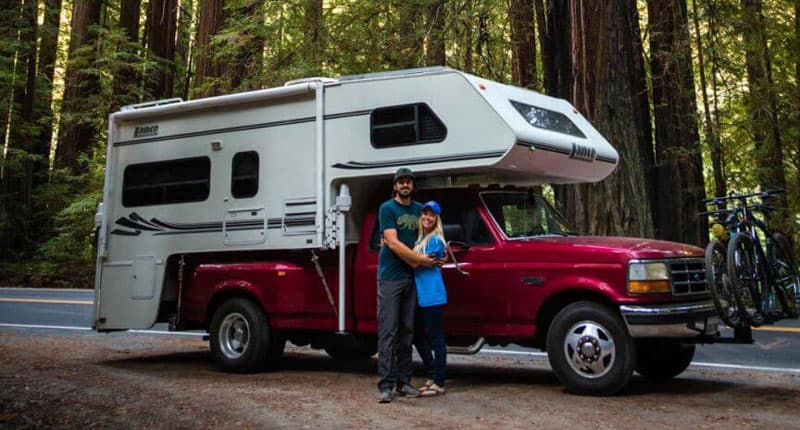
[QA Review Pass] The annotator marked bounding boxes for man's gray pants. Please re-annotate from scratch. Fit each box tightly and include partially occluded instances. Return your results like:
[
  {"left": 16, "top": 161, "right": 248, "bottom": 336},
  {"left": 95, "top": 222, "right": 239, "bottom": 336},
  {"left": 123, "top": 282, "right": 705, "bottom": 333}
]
[{"left": 377, "top": 278, "right": 416, "bottom": 391}]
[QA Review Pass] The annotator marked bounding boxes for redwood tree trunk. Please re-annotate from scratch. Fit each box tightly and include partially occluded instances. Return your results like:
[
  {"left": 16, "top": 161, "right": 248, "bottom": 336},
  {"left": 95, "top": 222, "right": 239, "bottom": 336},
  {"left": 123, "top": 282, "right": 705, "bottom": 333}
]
[
  {"left": 565, "top": 0, "right": 654, "bottom": 237},
  {"left": 303, "top": 0, "right": 324, "bottom": 73},
  {"left": 509, "top": 0, "right": 536, "bottom": 88},
  {"left": 146, "top": 0, "right": 177, "bottom": 98},
  {"left": 111, "top": 0, "right": 141, "bottom": 111},
  {"left": 425, "top": 0, "right": 446, "bottom": 66},
  {"left": 193, "top": 0, "right": 227, "bottom": 98},
  {"left": 35, "top": 0, "right": 63, "bottom": 178},
  {"left": 55, "top": 0, "right": 102, "bottom": 173},
  {"left": 648, "top": 0, "right": 707, "bottom": 246},
  {"left": 229, "top": 1, "right": 265, "bottom": 91}
]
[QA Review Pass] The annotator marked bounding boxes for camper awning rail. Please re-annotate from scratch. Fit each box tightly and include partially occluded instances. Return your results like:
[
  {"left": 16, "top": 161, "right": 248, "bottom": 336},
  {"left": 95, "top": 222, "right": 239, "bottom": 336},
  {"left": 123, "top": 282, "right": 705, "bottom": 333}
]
[{"left": 111, "top": 84, "right": 317, "bottom": 122}]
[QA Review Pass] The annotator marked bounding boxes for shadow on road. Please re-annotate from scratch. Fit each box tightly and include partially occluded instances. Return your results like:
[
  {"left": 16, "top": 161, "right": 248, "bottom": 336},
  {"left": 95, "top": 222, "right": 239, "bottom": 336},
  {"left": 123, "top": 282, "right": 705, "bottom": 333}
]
[{"left": 96, "top": 346, "right": 796, "bottom": 399}]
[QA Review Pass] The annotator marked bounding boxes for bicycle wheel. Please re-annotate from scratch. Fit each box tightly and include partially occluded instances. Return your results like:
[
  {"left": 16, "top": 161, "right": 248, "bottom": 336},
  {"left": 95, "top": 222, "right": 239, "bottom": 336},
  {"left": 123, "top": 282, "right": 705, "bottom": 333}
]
[
  {"left": 726, "top": 234, "right": 766, "bottom": 326},
  {"left": 771, "top": 233, "right": 799, "bottom": 318},
  {"left": 705, "top": 239, "right": 744, "bottom": 327}
]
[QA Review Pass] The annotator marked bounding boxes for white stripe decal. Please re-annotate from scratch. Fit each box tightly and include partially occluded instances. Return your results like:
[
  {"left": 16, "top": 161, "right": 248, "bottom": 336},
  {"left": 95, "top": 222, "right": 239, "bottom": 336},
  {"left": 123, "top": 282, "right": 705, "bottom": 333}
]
[{"left": 480, "top": 348, "right": 800, "bottom": 374}]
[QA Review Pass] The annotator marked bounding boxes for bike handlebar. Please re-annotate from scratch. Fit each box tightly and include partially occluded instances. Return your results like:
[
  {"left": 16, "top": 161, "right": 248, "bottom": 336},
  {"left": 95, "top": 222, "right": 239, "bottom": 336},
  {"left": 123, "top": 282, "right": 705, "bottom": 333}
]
[{"left": 701, "top": 189, "right": 783, "bottom": 205}]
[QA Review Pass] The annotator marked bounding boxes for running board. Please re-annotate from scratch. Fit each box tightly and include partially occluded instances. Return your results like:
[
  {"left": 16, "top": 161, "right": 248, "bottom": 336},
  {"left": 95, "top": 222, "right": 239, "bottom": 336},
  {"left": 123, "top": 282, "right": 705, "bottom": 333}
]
[{"left": 447, "top": 337, "right": 486, "bottom": 355}]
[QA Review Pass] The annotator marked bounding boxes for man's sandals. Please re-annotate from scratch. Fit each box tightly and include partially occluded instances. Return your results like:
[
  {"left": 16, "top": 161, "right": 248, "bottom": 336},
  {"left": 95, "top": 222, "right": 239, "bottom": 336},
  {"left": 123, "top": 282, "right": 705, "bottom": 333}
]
[{"left": 418, "top": 380, "right": 446, "bottom": 397}]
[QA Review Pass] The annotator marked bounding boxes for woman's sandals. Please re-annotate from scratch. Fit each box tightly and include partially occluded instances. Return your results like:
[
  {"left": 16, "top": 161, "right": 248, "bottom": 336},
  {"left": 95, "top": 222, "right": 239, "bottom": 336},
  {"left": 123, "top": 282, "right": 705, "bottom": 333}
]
[{"left": 419, "top": 380, "right": 445, "bottom": 397}]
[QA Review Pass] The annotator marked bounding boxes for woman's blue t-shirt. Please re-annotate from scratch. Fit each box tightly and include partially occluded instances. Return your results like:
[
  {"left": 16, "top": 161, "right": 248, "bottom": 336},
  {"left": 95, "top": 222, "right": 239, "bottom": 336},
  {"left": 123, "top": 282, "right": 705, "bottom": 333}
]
[{"left": 415, "top": 235, "right": 447, "bottom": 307}]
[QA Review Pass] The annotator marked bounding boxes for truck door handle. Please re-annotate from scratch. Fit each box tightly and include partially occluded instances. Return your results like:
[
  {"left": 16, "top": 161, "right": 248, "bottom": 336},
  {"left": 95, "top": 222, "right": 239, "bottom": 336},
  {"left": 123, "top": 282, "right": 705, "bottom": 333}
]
[{"left": 521, "top": 276, "right": 544, "bottom": 286}]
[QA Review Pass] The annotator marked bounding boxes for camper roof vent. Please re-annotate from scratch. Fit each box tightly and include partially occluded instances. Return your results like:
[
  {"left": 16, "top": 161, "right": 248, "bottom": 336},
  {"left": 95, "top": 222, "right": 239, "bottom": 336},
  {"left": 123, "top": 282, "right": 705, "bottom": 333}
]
[
  {"left": 120, "top": 98, "right": 183, "bottom": 112},
  {"left": 283, "top": 77, "right": 338, "bottom": 87}
]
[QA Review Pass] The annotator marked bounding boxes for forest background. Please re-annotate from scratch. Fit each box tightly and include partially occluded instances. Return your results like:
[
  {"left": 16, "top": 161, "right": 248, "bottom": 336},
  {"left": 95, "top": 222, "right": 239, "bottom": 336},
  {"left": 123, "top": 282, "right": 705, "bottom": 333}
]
[{"left": 0, "top": 0, "right": 798, "bottom": 287}]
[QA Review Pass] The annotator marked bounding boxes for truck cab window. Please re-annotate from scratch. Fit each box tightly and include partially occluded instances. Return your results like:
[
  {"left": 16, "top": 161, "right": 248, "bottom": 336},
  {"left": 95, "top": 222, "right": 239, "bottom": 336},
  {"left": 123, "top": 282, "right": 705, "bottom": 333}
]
[
  {"left": 436, "top": 197, "right": 493, "bottom": 246},
  {"left": 231, "top": 151, "right": 259, "bottom": 198}
]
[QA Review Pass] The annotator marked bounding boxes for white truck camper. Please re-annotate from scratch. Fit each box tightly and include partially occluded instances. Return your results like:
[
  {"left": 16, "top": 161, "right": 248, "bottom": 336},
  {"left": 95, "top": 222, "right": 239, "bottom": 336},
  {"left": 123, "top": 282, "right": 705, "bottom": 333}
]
[{"left": 93, "top": 66, "right": 618, "bottom": 332}]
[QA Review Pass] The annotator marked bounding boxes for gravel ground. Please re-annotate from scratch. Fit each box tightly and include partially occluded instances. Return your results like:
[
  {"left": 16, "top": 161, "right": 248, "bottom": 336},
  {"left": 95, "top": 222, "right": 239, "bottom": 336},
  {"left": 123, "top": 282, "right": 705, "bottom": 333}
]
[{"left": 1, "top": 328, "right": 799, "bottom": 429}]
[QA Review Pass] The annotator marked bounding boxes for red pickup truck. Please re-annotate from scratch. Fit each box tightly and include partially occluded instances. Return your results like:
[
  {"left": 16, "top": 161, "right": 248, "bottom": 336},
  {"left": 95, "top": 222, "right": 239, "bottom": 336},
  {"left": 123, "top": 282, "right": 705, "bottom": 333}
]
[{"left": 178, "top": 186, "right": 717, "bottom": 395}]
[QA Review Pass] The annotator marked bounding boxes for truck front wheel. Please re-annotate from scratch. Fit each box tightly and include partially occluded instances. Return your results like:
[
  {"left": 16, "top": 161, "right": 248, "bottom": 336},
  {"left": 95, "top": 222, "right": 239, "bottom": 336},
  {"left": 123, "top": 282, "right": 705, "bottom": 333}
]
[
  {"left": 634, "top": 340, "right": 694, "bottom": 380},
  {"left": 209, "top": 298, "right": 285, "bottom": 373},
  {"left": 546, "top": 301, "right": 635, "bottom": 395}
]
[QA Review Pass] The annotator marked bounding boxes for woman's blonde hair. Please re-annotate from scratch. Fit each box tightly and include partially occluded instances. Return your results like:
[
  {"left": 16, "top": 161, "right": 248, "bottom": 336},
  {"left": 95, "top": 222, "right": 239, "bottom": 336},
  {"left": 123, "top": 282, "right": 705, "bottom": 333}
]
[{"left": 413, "top": 212, "right": 445, "bottom": 253}]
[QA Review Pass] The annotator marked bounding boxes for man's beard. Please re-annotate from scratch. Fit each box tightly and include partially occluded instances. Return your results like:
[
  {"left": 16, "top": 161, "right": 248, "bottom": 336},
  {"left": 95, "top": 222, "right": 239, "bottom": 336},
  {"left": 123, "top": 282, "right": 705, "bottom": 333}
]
[{"left": 397, "top": 187, "right": 412, "bottom": 198}]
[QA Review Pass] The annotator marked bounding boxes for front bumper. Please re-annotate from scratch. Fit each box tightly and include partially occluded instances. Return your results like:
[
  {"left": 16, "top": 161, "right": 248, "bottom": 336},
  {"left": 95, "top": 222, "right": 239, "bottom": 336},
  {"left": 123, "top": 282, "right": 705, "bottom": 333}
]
[{"left": 620, "top": 300, "right": 719, "bottom": 338}]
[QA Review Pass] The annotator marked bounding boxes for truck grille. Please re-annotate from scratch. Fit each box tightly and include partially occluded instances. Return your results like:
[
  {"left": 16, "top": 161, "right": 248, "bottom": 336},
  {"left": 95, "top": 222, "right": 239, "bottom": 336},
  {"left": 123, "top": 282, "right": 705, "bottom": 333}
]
[{"left": 669, "top": 258, "right": 707, "bottom": 295}]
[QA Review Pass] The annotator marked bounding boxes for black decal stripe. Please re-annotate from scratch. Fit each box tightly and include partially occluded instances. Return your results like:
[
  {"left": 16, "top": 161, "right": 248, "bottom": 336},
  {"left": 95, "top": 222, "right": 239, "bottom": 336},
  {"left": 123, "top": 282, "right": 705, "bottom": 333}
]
[
  {"left": 516, "top": 140, "right": 618, "bottom": 165},
  {"left": 113, "top": 110, "right": 371, "bottom": 146},
  {"left": 149, "top": 218, "right": 221, "bottom": 230},
  {"left": 129, "top": 212, "right": 161, "bottom": 229},
  {"left": 332, "top": 150, "right": 505, "bottom": 170},
  {"left": 115, "top": 217, "right": 162, "bottom": 231}
]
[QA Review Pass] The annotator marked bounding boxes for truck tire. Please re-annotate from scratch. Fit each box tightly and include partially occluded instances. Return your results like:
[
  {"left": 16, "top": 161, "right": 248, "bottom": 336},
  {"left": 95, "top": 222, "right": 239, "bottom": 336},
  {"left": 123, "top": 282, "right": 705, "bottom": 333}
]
[
  {"left": 546, "top": 301, "right": 635, "bottom": 396},
  {"left": 634, "top": 340, "right": 694, "bottom": 380},
  {"left": 209, "top": 298, "right": 284, "bottom": 373},
  {"left": 325, "top": 335, "right": 377, "bottom": 361}
]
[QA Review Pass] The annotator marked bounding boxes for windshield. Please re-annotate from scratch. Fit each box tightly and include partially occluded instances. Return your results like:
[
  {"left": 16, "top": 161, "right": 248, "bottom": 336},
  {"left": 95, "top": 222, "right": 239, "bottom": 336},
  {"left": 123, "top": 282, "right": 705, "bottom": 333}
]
[{"left": 481, "top": 192, "right": 575, "bottom": 238}]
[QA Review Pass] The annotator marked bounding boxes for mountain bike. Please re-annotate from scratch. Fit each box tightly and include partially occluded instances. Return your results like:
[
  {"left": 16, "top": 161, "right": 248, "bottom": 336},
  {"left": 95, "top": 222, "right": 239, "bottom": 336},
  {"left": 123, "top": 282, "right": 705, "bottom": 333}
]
[
  {"left": 700, "top": 201, "right": 746, "bottom": 328},
  {"left": 725, "top": 191, "right": 798, "bottom": 325}
]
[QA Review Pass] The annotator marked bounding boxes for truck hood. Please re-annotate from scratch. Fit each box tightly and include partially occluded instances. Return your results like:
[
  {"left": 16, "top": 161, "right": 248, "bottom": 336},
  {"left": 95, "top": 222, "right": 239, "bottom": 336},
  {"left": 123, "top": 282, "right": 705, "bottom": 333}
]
[{"left": 521, "top": 235, "right": 703, "bottom": 261}]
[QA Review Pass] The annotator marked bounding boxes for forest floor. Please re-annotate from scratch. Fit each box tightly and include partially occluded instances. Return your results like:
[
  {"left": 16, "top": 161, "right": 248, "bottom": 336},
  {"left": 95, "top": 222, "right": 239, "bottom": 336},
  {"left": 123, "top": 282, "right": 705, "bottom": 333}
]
[{"left": 1, "top": 328, "right": 799, "bottom": 429}]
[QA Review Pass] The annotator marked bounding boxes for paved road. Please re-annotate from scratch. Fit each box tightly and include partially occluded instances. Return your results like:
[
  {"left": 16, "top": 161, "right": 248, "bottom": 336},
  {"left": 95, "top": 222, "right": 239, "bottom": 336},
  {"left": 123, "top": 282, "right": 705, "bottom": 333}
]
[{"left": 1, "top": 287, "right": 800, "bottom": 373}]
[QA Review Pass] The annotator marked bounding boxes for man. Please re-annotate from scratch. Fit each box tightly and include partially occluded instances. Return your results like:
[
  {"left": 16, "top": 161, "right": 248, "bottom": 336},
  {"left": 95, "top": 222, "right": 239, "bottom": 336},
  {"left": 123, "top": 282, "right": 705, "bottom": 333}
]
[{"left": 377, "top": 167, "right": 438, "bottom": 403}]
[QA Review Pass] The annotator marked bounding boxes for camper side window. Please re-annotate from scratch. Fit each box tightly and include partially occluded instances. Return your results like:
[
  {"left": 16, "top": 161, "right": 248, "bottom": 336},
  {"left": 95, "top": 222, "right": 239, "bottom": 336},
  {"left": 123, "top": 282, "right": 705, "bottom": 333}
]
[
  {"left": 122, "top": 157, "right": 211, "bottom": 207},
  {"left": 510, "top": 100, "right": 586, "bottom": 138},
  {"left": 370, "top": 103, "right": 446, "bottom": 148},
  {"left": 232, "top": 151, "right": 259, "bottom": 198}
]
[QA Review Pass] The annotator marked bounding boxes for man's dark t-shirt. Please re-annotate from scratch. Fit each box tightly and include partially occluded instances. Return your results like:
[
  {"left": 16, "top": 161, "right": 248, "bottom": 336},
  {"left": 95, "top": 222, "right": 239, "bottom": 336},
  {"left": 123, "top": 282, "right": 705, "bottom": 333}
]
[{"left": 378, "top": 199, "right": 423, "bottom": 281}]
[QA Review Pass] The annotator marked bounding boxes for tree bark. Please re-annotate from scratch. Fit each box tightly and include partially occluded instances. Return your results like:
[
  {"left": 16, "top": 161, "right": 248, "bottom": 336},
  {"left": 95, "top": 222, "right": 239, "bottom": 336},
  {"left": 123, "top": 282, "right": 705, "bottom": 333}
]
[
  {"left": 303, "top": 0, "right": 324, "bottom": 73},
  {"left": 175, "top": 0, "right": 194, "bottom": 101},
  {"left": 425, "top": 0, "right": 446, "bottom": 66},
  {"left": 55, "top": 0, "right": 103, "bottom": 173},
  {"left": 647, "top": 0, "right": 707, "bottom": 246},
  {"left": 193, "top": 0, "right": 227, "bottom": 98},
  {"left": 111, "top": 0, "right": 141, "bottom": 111},
  {"left": 565, "top": 0, "right": 654, "bottom": 238},
  {"left": 35, "top": 0, "right": 63, "bottom": 177},
  {"left": 146, "top": 0, "right": 177, "bottom": 99},
  {"left": 509, "top": 0, "right": 536, "bottom": 88},
  {"left": 692, "top": 0, "right": 724, "bottom": 198},
  {"left": 229, "top": 0, "right": 265, "bottom": 91}
]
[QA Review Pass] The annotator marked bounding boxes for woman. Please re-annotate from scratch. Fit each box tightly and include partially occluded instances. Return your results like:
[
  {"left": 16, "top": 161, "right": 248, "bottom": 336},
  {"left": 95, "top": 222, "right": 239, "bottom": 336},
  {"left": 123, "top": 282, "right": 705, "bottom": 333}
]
[{"left": 412, "top": 200, "right": 448, "bottom": 396}]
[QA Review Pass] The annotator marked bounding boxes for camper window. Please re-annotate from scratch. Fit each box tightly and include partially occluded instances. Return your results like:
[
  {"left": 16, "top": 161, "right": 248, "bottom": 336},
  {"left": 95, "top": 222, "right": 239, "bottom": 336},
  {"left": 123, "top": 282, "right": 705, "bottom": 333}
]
[
  {"left": 122, "top": 157, "right": 211, "bottom": 207},
  {"left": 231, "top": 151, "right": 259, "bottom": 198},
  {"left": 509, "top": 100, "right": 586, "bottom": 139},
  {"left": 370, "top": 103, "right": 446, "bottom": 148}
]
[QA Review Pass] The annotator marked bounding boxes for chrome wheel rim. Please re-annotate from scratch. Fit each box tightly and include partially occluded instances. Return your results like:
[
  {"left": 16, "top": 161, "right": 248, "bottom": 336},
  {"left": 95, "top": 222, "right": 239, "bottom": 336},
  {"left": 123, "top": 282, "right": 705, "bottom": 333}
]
[
  {"left": 219, "top": 312, "right": 250, "bottom": 360},
  {"left": 563, "top": 320, "right": 616, "bottom": 379}
]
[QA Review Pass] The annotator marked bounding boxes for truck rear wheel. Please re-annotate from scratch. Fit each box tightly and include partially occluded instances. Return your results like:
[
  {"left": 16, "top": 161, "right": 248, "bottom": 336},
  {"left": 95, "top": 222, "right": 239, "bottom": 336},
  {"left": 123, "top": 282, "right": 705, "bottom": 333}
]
[
  {"left": 634, "top": 340, "right": 694, "bottom": 380},
  {"left": 546, "top": 301, "right": 635, "bottom": 395},
  {"left": 209, "top": 298, "right": 284, "bottom": 373}
]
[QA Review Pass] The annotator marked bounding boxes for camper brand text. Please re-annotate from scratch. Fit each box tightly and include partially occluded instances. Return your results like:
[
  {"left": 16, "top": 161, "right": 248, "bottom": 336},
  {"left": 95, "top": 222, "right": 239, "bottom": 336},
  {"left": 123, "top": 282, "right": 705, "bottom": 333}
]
[{"left": 134, "top": 125, "right": 159, "bottom": 138}]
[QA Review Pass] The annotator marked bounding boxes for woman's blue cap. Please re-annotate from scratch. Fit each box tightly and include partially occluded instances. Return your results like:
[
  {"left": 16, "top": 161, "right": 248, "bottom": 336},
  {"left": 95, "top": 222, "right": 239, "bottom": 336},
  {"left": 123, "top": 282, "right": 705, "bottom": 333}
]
[{"left": 423, "top": 200, "right": 441, "bottom": 215}]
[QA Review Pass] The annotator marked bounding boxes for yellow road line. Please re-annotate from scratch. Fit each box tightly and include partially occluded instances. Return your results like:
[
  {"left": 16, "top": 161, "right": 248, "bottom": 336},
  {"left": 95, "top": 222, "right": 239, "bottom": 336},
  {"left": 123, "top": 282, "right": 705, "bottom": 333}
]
[
  {"left": 751, "top": 326, "right": 800, "bottom": 334},
  {"left": 0, "top": 298, "right": 93, "bottom": 305}
]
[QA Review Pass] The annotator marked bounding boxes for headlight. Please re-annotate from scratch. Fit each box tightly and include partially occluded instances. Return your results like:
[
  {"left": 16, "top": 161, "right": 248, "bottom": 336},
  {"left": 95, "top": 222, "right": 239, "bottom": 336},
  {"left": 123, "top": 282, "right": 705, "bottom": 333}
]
[{"left": 628, "top": 262, "right": 670, "bottom": 293}]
